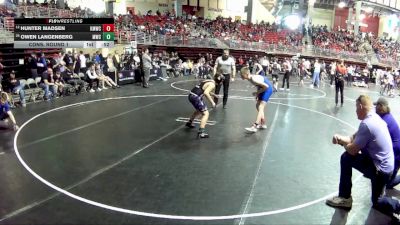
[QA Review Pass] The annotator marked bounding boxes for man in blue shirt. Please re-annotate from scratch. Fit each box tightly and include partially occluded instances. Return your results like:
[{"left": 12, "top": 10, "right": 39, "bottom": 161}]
[
  {"left": 374, "top": 97, "right": 400, "bottom": 189},
  {"left": 327, "top": 95, "right": 394, "bottom": 209},
  {"left": 94, "top": 51, "right": 102, "bottom": 64}
]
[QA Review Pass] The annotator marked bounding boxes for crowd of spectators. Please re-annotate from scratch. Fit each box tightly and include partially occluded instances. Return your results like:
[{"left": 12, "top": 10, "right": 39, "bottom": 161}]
[
  {"left": 372, "top": 36, "right": 400, "bottom": 62},
  {"left": 1, "top": 49, "right": 398, "bottom": 117},
  {"left": 0, "top": 50, "right": 129, "bottom": 107},
  {"left": 311, "top": 25, "right": 367, "bottom": 53},
  {"left": 2, "top": 1, "right": 400, "bottom": 67},
  {"left": 0, "top": 6, "right": 16, "bottom": 18},
  {"left": 115, "top": 12, "right": 303, "bottom": 46},
  {"left": 310, "top": 24, "right": 400, "bottom": 66},
  {"left": 0, "top": 0, "right": 106, "bottom": 18}
]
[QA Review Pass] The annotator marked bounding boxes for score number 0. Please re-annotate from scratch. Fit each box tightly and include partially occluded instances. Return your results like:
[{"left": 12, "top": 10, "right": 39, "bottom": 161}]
[{"left": 102, "top": 24, "right": 114, "bottom": 32}]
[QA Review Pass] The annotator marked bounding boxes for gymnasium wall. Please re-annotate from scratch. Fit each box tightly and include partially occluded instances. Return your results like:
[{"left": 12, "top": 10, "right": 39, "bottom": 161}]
[{"left": 309, "top": 8, "right": 334, "bottom": 29}]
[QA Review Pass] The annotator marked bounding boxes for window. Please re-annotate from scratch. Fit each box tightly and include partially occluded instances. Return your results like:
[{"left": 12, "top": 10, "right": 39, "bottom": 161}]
[{"left": 396, "top": 0, "right": 400, "bottom": 9}]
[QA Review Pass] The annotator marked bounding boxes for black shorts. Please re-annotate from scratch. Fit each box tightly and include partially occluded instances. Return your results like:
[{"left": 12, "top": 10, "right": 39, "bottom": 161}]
[
  {"left": 0, "top": 113, "right": 9, "bottom": 121},
  {"left": 188, "top": 94, "right": 207, "bottom": 112},
  {"left": 272, "top": 74, "right": 278, "bottom": 80}
]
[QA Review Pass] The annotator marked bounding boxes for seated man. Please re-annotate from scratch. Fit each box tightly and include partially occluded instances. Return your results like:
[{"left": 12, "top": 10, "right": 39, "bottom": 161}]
[
  {"left": 374, "top": 97, "right": 400, "bottom": 189},
  {"left": 61, "top": 67, "right": 85, "bottom": 94},
  {"left": 0, "top": 92, "right": 19, "bottom": 130},
  {"left": 39, "top": 68, "right": 57, "bottom": 100},
  {"left": 6, "top": 70, "right": 26, "bottom": 107},
  {"left": 327, "top": 95, "right": 394, "bottom": 209},
  {"left": 54, "top": 71, "right": 66, "bottom": 97}
]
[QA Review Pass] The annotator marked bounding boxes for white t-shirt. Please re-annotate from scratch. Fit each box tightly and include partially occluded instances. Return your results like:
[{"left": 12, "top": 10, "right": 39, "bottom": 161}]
[
  {"left": 182, "top": 62, "right": 189, "bottom": 69},
  {"left": 261, "top": 59, "right": 269, "bottom": 66},
  {"left": 215, "top": 56, "right": 235, "bottom": 74},
  {"left": 330, "top": 63, "right": 336, "bottom": 74},
  {"left": 284, "top": 61, "right": 292, "bottom": 72},
  {"left": 304, "top": 60, "right": 310, "bottom": 70},
  {"left": 79, "top": 54, "right": 87, "bottom": 68},
  {"left": 387, "top": 73, "right": 394, "bottom": 85},
  {"left": 314, "top": 62, "right": 321, "bottom": 73},
  {"left": 348, "top": 66, "right": 354, "bottom": 75},
  {"left": 86, "top": 69, "right": 98, "bottom": 79}
]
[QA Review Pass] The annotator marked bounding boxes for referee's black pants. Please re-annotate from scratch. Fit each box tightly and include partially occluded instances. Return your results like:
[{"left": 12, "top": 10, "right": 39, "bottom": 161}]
[
  {"left": 214, "top": 74, "right": 230, "bottom": 106},
  {"left": 282, "top": 71, "right": 290, "bottom": 89},
  {"left": 335, "top": 79, "right": 344, "bottom": 105}
]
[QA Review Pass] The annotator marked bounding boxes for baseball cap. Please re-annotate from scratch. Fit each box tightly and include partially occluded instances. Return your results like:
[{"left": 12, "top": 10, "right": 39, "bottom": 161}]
[{"left": 373, "top": 97, "right": 389, "bottom": 107}]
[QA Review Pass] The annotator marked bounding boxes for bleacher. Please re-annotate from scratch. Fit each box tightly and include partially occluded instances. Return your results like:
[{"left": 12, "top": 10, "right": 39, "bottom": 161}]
[
  {"left": 15, "top": 5, "right": 78, "bottom": 18},
  {"left": 0, "top": 4, "right": 395, "bottom": 71}
]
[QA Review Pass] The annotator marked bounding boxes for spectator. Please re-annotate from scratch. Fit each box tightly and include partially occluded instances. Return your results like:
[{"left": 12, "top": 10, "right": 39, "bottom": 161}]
[
  {"left": 63, "top": 51, "right": 74, "bottom": 71},
  {"left": 37, "top": 53, "right": 47, "bottom": 75},
  {"left": 6, "top": 71, "right": 26, "bottom": 107},
  {"left": 54, "top": 70, "right": 66, "bottom": 97},
  {"left": 327, "top": 95, "right": 394, "bottom": 209},
  {"left": 281, "top": 58, "right": 292, "bottom": 91},
  {"left": 312, "top": 59, "right": 321, "bottom": 88},
  {"left": 95, "top": 63, "right": 119, "bottom": 89},
  {"left": 373, "top": 97, "right": 400, "bottom": 189},
  {"left": 39, "top": 68, "right": 57, "bottom": 100},
  {"left": 112, "top": 51, "right": 121, "bottom": 72},
  {"left": 73, "top": 53, "right": 80, "bottom": 75},
  {"left": 94, "top": 51, "right": 102, "bottom": 64},
  {"left": 61, "top": 67, "right": 84, "bottom": 95},
  {"left": 106, "top": 53, "right": 117, "bottom": 83},
  {"left": 79, "top": 51, "right": 87, "bottom": 74},
  {"left": 86, "top": 63, "right": 101, "bottom": 93},
  {"left": 27, "top": 53, "right": 38, "bottom": 79},
  {"left": 141, "top": 48, "right": 152, "bottom": 88}
]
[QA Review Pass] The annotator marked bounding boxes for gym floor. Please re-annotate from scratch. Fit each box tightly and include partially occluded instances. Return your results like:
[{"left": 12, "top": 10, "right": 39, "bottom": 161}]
[{"left": 1, "top": 77, "right": 400, "bottom": 225}]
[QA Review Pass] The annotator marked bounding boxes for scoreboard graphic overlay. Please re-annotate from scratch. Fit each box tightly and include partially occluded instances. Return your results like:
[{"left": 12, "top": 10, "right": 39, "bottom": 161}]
[{"left": 14, "top": 18, "right": 115, "bottom": 49}]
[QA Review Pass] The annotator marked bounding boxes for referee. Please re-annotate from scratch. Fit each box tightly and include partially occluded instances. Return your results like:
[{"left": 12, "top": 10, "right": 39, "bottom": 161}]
[{"left": 213, "top": 49, "right": 236, "bottom": 109}]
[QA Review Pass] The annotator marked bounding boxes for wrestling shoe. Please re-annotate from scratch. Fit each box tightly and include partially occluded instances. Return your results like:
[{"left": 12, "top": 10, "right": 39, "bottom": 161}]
[
  {"left": 245, "top": 126, "right": 258, "bottom": 133},
  {"left": 197, "top": 132, "right": 209, "bottom": 138},
  {"left": 326, "top": 196, "right": 352, "bottom": 209},
  {"left": 186, "top": 122, "right": 195, "bottom": 128},
  {"left": 256, "top": 124, "right": 267, "bottom": 129}
]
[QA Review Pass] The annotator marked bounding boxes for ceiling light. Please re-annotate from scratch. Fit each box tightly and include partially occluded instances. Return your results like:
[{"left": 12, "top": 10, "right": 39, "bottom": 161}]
[{"left": 338, "top": 2, "right": 346, "bottom": 8}]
